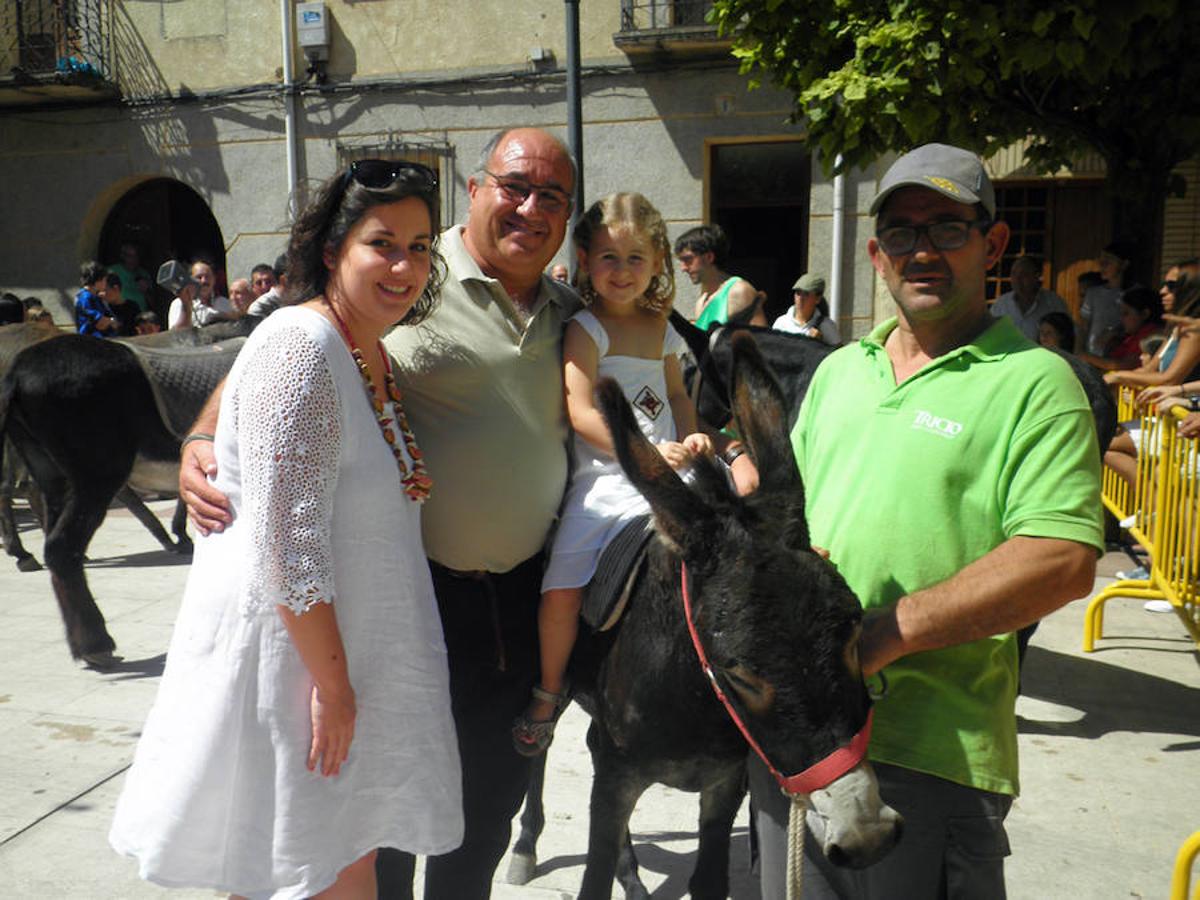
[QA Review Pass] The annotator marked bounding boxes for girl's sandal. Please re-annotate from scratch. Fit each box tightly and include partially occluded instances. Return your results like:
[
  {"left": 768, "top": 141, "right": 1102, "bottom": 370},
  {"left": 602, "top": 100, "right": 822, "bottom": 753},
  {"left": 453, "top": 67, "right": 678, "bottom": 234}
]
[{"left": 512, "top": 685, "right": 570, "bottom": 757}]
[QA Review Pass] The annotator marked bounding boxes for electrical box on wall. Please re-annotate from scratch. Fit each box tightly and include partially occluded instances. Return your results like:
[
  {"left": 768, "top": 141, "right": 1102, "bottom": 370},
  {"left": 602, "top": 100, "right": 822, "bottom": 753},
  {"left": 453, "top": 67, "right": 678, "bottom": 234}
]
[{"left": 296, "top": 1, "right": 330, "bottom": 61}]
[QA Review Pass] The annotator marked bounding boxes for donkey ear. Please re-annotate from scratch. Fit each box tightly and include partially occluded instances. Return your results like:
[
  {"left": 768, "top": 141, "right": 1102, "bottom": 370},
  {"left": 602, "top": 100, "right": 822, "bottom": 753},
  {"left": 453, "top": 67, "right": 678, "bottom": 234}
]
[
  {"left": 726, "top": 332, "right": 811, "bottom": 549},
  {"left": 595, "top": 377, "right": 713, "bottom": 552}
]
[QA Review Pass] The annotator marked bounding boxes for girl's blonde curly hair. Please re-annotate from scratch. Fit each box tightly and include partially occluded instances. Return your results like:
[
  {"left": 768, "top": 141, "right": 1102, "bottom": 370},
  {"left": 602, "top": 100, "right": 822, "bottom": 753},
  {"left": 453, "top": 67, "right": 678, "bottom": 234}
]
[{"left": 573, "top": 192, "right": 675, "bottom": 316}]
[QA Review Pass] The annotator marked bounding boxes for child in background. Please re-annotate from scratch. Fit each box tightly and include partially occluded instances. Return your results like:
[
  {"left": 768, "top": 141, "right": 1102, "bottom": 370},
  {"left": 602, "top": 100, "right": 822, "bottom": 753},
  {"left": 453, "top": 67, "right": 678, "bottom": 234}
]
[
  {"left": 1037, "top": 311, "right": 1076, "bottom": 352},
  {"left": 512, "top": 192, "right": 713, "bottom": 755}
]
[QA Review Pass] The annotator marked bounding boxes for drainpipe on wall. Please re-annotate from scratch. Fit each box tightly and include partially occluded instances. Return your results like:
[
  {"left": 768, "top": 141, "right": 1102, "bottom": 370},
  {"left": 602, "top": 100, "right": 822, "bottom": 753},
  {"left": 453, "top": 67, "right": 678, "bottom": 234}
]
[
  {"left": 829, "top": 153, "right": 845, "bottom": 326},
  {"left": 281, "top": 0, "right": 300, "bottom": 218},
  {"left": 564, "top": 0, "right": 584, "bottom": 268}
]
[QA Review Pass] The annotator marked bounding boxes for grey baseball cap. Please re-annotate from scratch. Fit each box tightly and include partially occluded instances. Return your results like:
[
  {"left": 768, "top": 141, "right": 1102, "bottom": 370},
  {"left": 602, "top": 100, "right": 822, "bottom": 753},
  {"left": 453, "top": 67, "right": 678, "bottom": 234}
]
[
  {"left": 869, "top": 143, "right": 995, "bottom": 219},
  {"left": 792, "top": 273, "right": 825, "bottom": 293}
]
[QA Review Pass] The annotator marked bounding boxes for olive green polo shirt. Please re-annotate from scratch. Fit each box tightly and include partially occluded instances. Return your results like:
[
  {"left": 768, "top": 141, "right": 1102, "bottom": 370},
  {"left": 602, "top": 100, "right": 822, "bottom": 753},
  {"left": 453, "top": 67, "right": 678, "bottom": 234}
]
[
  {"left": 792, "top": 316, "right": 1103, "bottom": 795},
  {"left": 385, "top": 226, "right": 581, "bottom": 573}
]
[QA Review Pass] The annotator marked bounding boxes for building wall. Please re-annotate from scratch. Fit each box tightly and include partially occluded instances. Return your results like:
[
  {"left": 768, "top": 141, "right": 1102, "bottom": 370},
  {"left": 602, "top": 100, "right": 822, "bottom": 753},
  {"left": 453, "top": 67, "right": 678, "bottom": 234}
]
[
  {"left": 117, "top": 1, "right": 661, "bottom": 95},
  {"left": 0, "top": 51, "right": 885, "bottom": 335}
]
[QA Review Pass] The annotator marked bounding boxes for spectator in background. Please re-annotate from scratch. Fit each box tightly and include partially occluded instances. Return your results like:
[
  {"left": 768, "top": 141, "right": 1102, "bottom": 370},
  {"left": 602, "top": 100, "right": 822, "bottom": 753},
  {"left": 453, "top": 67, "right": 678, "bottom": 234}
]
[
  {"left": 104, "top": 273, "right": 140, "bottom": 336},
  {"left": 134, "top": 310, "right": 162, "bottom": 335},
  {"left": 0, "top": 293, "right": 22, "bottom": 325},
  {"left": 247, "top": 254, "right": 289, "bottom": 319},
  {"left": 990, "top": 255, "right": 1069, "bottom": 341},
  {"left": 1077, "top": 270, "right": 1104, "bottom": 297},
  {"left": 27, "top": 306, "right": 54, "bottom": 326},
  {"left": 1106, "top": 262, "right": 1200, "bottom": 391},
  {"left": 1037, "top": 312, "right": 1076, "bottom": 352},
  {"left": 168, "top": 259, "right": 237, "bottom": 329},
  {"left": 1078, "top": 286, "right": 1162, "bottom": 372},
  {"left": 75, "top": 261, "right": 120, "bottom": 337},
  {"left": 772, "top": 272, "right": 841, "bottom": 345},
  {"left": 250, "top": 262, "right": 277, "bottom": 299},
  {"left": 674, "top": 223, "right": 766, "bottom": 328},
  {"left": 1080, "top": 242, "right": 1134, "bottom": 355},
  {"left": 228, "top": 278, "right": 255, "bottom": 315},
  {"left": 549, "top": 263, "right": 569, "bottom": 283},
  {"left": 108, "top": 241, "right": 154, "bottom": 312}
]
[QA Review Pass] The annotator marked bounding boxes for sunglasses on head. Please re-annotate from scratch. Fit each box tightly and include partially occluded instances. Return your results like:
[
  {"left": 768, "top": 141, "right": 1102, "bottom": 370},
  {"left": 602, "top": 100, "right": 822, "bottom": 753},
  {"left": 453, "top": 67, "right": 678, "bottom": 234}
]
[{"left": 345, "top": 158, "right": 438, "bottom": 191}]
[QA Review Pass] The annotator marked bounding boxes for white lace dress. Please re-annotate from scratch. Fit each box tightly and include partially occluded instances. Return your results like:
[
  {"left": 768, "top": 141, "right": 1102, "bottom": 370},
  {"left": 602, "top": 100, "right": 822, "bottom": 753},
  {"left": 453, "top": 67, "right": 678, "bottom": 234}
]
[
  {"left": 542, "top": 309, "right": 687, "bottom": 591},
  {"left": 109, "top": 306, "right": 462, "bottom": 899}
]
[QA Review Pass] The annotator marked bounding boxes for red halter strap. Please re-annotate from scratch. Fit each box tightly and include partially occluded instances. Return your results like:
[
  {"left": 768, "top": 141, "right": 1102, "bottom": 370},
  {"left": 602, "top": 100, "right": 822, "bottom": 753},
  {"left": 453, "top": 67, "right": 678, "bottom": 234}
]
[{"left": 680, "top": 561, "right": 874, "bottom": 795}]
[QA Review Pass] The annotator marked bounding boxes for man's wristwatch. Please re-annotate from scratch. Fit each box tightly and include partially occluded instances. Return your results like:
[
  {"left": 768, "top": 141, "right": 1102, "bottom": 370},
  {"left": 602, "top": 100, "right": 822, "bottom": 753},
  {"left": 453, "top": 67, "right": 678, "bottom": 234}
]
[{"left": 1188, "top": 395, "right": 1200, "bottom": 412}]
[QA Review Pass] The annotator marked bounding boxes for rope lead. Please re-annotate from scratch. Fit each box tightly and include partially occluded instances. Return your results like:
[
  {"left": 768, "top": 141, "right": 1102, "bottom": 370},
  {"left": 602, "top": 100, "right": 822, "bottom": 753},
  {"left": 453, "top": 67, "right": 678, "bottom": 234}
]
[{"left": 787, "top": 793, "right": 808, "bottom": 900}]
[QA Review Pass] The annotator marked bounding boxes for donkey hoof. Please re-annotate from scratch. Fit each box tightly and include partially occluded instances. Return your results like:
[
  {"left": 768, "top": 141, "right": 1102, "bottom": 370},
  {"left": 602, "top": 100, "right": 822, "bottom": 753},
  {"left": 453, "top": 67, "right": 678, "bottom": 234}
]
[
  {"left": 16, "top": 555, "right": 42, "bottom": 573},
  {"left": 505, "top": 852, "right": 537, "bottom": 885},
  {"left": 81, "top": 650, "right": 122, "bottom": 670}
]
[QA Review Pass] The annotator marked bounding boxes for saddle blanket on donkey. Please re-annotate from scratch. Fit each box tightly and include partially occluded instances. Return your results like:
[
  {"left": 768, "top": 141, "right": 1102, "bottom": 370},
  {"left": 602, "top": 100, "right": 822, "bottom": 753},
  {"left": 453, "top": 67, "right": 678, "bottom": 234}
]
[
  {"left": 123, "top": 337, "right": 246, "bottom": 440},
  {"left": 582, "top": 514, "right": 655, "bottom": 632}
]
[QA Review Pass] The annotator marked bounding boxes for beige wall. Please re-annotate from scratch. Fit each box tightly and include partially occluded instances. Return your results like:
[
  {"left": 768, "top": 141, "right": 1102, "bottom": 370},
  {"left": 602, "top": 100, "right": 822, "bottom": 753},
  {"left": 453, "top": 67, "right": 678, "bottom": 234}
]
[{"left": 117, "top": 0, "right": 629, "bottom": 95}]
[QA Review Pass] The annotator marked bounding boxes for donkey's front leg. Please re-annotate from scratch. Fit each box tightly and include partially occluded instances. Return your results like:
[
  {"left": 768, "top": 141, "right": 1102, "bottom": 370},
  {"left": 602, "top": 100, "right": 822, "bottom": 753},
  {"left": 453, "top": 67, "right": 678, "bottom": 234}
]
[
  {"left": 689, "top": 761, "right": 748, "bottom": 900},
  {"left": 579, "top": 752, "right": 649, "bottom": 900}
]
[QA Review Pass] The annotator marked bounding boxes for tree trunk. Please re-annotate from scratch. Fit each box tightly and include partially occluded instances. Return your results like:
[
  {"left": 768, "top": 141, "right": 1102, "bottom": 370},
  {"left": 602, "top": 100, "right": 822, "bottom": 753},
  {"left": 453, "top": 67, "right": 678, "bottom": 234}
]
[{"left": 1104, "top": 156, "right": 1171, "bottom": 286}]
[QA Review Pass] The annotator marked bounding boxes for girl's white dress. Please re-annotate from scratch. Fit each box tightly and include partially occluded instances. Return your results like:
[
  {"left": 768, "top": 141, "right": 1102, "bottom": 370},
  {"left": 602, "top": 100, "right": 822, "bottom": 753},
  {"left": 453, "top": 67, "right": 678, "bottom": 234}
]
[
  {"left": 542, "top": 309, "right": 686, "bottom": 591},
  {"left": 109, "top": 307, "right": 462, "bottom": 899}
]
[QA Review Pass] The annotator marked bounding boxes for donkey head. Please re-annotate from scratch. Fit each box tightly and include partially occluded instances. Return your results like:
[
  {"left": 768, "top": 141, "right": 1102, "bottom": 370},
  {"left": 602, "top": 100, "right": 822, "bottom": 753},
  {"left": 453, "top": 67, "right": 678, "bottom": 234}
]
[{"left": 595, "top": 330, "right": 874, "bottom": 788}]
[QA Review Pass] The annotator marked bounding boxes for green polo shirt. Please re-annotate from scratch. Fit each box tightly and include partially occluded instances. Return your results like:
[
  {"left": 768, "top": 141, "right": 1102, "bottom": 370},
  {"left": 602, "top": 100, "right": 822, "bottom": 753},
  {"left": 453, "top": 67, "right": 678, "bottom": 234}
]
[
  {"left": 385, "top": 226, "right": 581, "bottom": 573},
  {"left": 791, "top": 316, "right": 1103, "bottom": 795}
]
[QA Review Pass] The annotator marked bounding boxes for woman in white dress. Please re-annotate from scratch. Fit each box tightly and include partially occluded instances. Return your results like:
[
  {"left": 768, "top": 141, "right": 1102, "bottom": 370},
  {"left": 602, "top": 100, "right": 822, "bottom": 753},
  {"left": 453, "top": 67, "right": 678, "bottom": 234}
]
[{"left": 109, "top": 160, "right": 462, "bottom": 898}]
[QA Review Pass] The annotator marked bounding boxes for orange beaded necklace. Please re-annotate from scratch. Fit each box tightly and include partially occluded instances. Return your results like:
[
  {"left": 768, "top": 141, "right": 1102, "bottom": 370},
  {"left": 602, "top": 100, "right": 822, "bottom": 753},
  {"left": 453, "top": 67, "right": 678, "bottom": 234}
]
[{"left": 324, "top": 300, "right": 432, "bottom": 503}]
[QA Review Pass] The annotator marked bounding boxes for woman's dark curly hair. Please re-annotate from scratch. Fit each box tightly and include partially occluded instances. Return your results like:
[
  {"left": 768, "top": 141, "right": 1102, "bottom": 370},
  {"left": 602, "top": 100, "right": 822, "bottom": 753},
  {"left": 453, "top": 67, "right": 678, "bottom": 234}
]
[{"left": 285, "top": 162, "right": 445, "bottom": 326}]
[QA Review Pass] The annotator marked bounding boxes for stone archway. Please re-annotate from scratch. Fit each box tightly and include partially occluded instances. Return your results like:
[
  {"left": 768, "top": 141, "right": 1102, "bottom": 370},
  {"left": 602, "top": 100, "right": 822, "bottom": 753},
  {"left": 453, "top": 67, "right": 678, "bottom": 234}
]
[{"left": 97, "top": 178, "right": 226, "bottom": 320}]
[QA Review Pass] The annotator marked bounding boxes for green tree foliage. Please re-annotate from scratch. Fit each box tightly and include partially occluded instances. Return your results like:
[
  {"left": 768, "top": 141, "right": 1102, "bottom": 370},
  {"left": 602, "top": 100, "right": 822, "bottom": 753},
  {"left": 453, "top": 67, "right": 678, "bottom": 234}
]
[{"left": 710, "top": 0, "right": 1200, "bottom": 267}]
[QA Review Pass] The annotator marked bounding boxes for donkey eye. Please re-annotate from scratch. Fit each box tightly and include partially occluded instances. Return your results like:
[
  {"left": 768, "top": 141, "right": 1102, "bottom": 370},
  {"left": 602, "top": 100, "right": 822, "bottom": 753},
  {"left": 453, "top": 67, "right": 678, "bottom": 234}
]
[{"left": 720, "top": 662, "right": 775, "bottom": 715}]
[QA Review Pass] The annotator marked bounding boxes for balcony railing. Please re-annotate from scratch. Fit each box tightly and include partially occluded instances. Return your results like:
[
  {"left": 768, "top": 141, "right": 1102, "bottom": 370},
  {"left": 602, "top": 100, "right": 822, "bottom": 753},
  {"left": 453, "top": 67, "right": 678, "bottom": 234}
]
[
  {"left": 1, "top": 0, "right": 113, "bottom": 90},
  {"left": 620, "top": 0, "right": 714, "bottom": 31},
  {"left": 616, "top": 0, "right": 727, "bottom": 55}
]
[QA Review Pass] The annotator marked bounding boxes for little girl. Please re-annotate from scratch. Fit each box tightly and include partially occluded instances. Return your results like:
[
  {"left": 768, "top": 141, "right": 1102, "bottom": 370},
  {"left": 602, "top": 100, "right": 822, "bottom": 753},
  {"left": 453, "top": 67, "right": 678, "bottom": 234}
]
[{"left": 512, "top": 192, "right": 713, "bottom": 755}]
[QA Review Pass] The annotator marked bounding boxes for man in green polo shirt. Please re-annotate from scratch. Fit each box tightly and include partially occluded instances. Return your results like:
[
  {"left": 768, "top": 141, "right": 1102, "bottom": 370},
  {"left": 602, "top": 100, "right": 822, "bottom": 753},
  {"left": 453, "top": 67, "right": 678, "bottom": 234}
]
[{"left": 750, "top": 143, "right": 1103, "bottom": 899}]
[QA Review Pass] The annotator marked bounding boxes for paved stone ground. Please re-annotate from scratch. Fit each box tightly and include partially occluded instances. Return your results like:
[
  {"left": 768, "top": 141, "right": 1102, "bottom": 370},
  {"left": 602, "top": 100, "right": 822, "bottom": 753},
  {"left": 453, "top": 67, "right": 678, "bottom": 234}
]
[{"left": 0, "top": 499, "right": 1197, "bottom": 898}]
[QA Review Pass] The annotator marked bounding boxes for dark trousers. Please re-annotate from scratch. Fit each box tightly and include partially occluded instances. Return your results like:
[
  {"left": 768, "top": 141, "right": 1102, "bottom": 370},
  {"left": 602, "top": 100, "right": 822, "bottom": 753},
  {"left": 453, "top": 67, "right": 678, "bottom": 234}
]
[
  {"left": 750, "top": 757, "right": 1012, "bottom": 900},
  {"left": 376, "top": 554, "right": 543, "bottom": 899}
]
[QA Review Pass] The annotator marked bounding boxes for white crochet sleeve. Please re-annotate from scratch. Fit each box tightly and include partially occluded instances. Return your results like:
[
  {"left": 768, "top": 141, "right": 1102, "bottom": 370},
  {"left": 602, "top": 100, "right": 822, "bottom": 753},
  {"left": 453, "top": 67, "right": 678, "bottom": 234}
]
[{"left": 235, "top": 324, "right": 342, "bottom": 617}]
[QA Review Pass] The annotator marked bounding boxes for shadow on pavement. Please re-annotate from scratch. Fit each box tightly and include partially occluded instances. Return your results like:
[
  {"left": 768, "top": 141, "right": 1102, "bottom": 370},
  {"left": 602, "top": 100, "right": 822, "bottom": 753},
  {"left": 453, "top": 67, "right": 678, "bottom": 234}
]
[
  {"left": 526, "top": 827, "right": 755, "bottom": 899},
  {"left": 92, "top": 653, "right": 167, "bottom": 680},
  {"left": 1018, "top": 645, "right": 1200, "bottom": 742},
  {"left": 84, "top": 549, "right": 193, "bottom": 568}
]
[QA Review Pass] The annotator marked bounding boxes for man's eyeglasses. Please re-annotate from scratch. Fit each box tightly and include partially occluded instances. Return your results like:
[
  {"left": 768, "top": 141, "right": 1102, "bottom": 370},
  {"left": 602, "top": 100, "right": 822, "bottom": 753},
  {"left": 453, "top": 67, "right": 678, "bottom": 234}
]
[
  {"left": 346, "top": 158, "right": 438, "bottom": 191},
  {"left": 1163, "top": 279, "right": 1182, "bottom": 292},
  {"left": 485, "top": 170, "right": 571, "bottom": 214},
  {"left": 875, "top": 218, "right": 990, "bottom": 256}
]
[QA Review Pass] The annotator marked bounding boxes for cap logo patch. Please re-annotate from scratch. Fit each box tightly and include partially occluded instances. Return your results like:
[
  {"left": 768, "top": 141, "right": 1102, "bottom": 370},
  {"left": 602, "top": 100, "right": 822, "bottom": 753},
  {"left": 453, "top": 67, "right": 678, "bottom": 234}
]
[{"left": 924, "top": 176, "right": 960, "bottom": 195}]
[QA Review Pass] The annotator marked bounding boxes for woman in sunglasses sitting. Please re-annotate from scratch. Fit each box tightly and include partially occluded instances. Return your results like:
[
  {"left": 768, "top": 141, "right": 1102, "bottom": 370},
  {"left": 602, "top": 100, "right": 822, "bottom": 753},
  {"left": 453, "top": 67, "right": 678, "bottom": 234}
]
[{"left": 110, "top": 160, "right": 463, "bottom": 898}]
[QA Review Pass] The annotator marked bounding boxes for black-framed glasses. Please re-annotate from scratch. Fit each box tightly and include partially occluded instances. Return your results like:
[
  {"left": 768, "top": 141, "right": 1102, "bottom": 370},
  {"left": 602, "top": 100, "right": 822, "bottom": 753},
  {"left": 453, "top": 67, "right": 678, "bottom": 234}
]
[
  {"left": 484, "top": 170, "right": 572, "bottom": 214},
  {"left": 346, "top": 158, "right": 438, "bottom": 191},
  {"left": 875, "top": 218, "right": 990, "bottom": 256},
  {"left": 1163, "top": 279, "right": 1182, "bottom": 292}
]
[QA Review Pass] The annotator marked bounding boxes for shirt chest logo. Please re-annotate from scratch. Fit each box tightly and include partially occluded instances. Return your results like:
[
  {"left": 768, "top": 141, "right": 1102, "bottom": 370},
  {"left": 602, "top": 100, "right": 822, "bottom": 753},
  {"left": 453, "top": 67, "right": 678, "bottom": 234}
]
[
  {"left": 634, "top": 385, "right": 665, "bottom": 420},
  {"left": 912, "top": 409, "right": 964, "bottom": 439}
]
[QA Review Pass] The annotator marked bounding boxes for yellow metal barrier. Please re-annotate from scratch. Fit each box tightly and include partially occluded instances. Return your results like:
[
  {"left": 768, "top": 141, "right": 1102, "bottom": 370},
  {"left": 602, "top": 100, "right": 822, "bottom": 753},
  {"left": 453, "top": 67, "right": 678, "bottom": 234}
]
[
  {"left": 1100, "top": 386, "right": 1139, "bottom": 523},
  {"left": 1099, "top": 387, "right": 1160, "bottom": 552},
  {"left": 1171, "top": 829, "right": 1200, "bottom": 900},
  {"left": 1085, "top": 405, "right": 1200, "bottom": 651}
]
